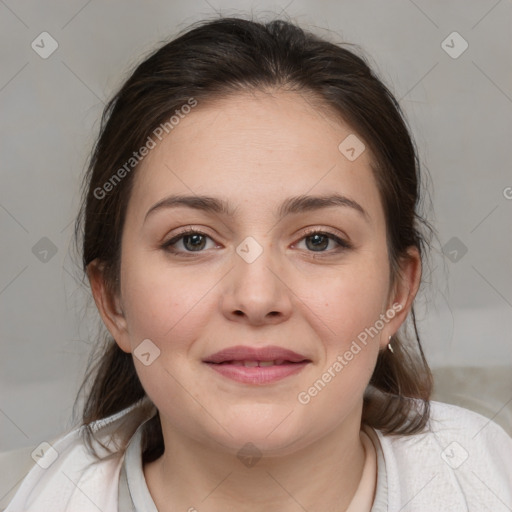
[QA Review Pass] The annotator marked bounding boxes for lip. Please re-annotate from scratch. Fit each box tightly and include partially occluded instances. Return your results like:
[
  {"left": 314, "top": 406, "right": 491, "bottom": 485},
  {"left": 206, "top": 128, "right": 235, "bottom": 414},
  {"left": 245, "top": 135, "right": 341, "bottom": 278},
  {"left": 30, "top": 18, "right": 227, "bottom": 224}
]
[
  {"left": 203, "top": 345, "right": 309, "bottom": 364},
  {"left": 203, "top": 345, "right": 311, "bottom": 385}
]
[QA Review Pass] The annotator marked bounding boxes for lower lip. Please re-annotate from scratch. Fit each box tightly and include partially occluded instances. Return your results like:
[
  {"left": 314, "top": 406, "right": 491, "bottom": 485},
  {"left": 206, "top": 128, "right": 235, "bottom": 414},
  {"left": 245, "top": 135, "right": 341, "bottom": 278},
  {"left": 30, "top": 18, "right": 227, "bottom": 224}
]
[{"left": 204, "top": 362, "right": 309, "bottom": 384}]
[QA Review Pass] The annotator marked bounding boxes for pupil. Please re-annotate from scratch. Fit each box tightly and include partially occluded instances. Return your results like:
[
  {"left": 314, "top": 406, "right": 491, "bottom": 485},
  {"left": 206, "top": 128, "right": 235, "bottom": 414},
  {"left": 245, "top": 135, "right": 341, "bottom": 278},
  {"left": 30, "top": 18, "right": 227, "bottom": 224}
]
[
  {"left": 184, "top": 234, "right": 205, "bottom": 251},
  {"left": 307, "top": 234, "right": 328, "bottom": 251}
]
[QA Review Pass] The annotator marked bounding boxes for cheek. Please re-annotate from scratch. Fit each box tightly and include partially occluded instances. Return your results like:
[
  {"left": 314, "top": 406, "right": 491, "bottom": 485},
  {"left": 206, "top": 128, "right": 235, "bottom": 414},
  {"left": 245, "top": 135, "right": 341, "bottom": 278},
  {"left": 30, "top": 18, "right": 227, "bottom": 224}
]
[
  {"left": 296, "top": 282, "right": 386, "bottom": 416},
  {"left": 307, "top": 260, "right": 390, "bottom": 343},
  {"left": 120, "top": 254, "right": 220, "bottom": 350},
  {"left": 119, "top": 260, "right": 213, "bottom": 405}
]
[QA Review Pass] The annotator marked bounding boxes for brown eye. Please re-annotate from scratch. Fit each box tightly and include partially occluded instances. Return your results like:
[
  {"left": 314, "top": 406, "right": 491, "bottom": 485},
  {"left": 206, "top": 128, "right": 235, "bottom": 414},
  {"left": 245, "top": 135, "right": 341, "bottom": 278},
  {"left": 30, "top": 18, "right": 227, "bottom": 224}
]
[
  {"left": 182, "top": 233, "right": 207, "bottom": 251},
  {"left": 297, "top": 230, "right": 352, "bottom": 253},
  {"left": 305, "top": 233, "right": 330, "bottom": 251},
  {"left": 162, "top": 229, "right": 215, "bottom": 254}
]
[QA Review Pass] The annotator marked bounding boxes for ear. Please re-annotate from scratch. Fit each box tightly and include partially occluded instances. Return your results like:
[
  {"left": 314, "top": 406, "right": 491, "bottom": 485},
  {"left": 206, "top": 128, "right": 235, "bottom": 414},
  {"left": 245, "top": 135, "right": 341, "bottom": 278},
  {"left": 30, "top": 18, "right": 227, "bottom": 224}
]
[
  {"left": 87, "top": 259, "right": 131, "bottom": 353},
  {"left": 380, "top": 246, "right": 422, "bottom": 348}
]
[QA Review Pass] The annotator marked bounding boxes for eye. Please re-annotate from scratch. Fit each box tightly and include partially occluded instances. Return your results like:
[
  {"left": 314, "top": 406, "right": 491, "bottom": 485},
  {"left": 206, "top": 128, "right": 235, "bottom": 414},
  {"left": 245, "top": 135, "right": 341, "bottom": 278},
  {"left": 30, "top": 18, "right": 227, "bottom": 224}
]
[
  {"left": 161, "top": 227, "right": 352, "bottom": 257},
  {"left": 161, "top": 229, "right": 216, "bottom": 255},
  {"left": 295, "top": 229, "right": 352, "bottom": 253}
]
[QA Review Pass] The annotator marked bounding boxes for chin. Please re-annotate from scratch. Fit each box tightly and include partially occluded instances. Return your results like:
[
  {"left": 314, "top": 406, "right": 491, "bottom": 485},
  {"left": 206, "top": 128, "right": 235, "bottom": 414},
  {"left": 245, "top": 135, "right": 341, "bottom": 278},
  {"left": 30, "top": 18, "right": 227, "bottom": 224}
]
[{"left": 203, "top": 407, "right": 310, "bottom": 455}]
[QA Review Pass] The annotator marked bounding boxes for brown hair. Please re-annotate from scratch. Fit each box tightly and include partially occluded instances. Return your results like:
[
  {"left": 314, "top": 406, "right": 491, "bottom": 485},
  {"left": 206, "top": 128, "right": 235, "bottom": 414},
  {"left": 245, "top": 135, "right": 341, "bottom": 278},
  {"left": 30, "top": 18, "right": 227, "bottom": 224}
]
[{"left": 74, "top": 16, "right": 434, "bottom": 462}]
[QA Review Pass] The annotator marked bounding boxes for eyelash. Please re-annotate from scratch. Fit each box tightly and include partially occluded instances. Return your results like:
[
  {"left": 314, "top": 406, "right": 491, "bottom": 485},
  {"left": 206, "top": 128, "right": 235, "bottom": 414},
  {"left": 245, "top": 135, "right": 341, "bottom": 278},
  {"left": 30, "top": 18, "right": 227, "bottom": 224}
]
[{"left": 160, "top": 227, "right": 352, "bottom": 257}]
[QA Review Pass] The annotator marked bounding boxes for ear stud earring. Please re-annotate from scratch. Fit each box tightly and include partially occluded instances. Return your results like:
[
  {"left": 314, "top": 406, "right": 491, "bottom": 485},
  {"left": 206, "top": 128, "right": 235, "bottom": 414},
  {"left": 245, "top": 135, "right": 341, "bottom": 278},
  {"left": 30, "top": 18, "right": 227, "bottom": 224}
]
[{"left": 387, "top": 335, "right": 394, "bottom": 353}]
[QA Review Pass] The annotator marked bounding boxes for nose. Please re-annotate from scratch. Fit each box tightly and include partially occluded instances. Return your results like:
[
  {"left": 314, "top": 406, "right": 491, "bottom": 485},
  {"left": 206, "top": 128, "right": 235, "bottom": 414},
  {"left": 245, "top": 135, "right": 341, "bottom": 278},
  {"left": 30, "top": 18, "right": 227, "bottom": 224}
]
[{"left": 220, "top": 241, "right": 293, "bottom": 326}]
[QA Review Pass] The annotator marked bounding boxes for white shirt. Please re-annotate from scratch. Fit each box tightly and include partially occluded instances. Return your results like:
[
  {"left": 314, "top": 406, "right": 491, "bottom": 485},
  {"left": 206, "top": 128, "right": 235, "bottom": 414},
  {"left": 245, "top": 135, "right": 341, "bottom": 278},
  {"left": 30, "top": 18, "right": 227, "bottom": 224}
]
[{"left": 5, "top": 399, "right": 512, "bottom": 511}]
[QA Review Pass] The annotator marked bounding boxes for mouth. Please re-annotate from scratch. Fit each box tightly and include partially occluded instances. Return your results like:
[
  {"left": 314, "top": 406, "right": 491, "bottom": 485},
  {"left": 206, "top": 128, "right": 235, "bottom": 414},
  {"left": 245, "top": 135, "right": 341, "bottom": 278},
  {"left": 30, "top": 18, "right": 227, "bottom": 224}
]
[
  {"left": 203, "top": 345, "right": 311, "bottom": 384},
  {"left": 211, "top": 359, "right": 303, "bottom": 367}
]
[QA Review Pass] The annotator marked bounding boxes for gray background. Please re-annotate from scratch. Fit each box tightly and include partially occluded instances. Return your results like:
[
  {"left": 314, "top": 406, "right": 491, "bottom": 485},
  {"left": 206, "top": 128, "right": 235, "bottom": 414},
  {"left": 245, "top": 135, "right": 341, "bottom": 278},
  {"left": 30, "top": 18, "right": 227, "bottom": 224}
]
[{"left": 1, "top": 0, "right": 511, "bottom": 452}]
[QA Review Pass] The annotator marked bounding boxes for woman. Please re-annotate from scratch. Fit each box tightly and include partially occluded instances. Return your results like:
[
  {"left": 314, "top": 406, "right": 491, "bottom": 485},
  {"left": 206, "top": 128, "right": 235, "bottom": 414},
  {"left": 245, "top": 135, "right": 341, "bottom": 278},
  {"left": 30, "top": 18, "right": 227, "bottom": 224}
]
[{"left": 6, "top": 16, "right": 512, "bottom": 512}]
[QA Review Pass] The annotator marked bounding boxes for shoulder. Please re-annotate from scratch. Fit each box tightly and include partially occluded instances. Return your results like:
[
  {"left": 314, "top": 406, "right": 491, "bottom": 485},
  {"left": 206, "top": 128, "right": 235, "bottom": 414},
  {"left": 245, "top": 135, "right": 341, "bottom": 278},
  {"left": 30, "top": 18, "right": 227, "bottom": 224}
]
[
  {"left": 4, "top": 399, "right": 156, "bottom": 512},
  {"left": 379, "top": 399, "right": 512, "bottom": 458},
  {"left": 425, "top": 400, "right": 512, "bottom": 473},
  {"left": 372, "top": 400, "right": 512, "bottom": 511},
  {"left": 427, "top": 399, "right": 510, "bottom": 433}
]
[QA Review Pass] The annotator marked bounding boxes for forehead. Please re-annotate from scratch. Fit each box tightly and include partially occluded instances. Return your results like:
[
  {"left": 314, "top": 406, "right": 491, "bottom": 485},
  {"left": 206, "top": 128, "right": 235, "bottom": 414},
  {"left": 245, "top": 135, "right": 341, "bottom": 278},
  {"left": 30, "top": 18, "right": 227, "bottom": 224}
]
[{"left": 127, "top": 90, "right": 383, "bottom": 225}]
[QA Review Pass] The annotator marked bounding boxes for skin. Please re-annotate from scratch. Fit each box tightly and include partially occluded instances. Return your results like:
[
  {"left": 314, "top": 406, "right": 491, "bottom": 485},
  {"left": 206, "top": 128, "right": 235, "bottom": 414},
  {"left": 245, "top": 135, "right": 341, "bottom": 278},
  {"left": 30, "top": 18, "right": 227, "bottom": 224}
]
[{"left": 88, "top": 89, "right": 421, "bottom": 512}]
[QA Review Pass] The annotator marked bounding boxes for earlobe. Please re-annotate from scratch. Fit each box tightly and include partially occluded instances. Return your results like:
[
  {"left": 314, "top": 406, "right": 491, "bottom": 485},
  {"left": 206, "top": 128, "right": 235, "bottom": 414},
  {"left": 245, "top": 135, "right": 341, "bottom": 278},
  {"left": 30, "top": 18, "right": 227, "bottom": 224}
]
[{"left": 86, "top": 259, "right": 131, "bottom": 353}]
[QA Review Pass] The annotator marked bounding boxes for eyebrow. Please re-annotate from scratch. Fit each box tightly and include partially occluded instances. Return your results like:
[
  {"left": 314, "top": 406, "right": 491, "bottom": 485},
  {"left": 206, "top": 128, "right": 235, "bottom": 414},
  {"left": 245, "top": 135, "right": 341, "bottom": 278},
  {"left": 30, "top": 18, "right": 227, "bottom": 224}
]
[{"left": 144, "top": 193, "right": 369, "bottom": 223}]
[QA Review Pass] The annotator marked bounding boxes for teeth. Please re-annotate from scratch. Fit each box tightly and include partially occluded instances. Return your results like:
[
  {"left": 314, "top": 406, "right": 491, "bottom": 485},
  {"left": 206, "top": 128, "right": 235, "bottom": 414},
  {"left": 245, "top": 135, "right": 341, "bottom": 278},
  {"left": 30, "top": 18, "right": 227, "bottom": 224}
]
[{"left": 227, "top": 360, "right": 287, "bottom": 367}]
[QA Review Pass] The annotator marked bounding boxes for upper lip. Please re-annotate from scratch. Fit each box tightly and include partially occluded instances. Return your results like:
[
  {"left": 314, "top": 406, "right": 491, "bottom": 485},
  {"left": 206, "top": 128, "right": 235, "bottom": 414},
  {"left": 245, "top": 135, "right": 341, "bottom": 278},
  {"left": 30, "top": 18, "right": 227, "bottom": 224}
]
[{"left": 203, "top": 345, "right": 310, "bottom": 364}]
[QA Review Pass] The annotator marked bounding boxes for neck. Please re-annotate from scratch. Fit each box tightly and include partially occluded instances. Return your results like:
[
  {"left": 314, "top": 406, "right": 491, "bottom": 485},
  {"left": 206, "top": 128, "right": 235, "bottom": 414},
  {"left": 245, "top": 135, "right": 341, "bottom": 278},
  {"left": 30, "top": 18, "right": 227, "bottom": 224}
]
[{"left": 144, "top": 403, "right": 368, "bottom": 512}]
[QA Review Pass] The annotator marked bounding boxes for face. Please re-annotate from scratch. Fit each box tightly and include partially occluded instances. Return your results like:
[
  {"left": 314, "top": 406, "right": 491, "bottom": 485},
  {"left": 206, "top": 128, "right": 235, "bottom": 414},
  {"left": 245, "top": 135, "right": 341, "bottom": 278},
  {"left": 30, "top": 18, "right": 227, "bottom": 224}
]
[{"left": 92, "top": 90, "right": 415, "bottom": 456}]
